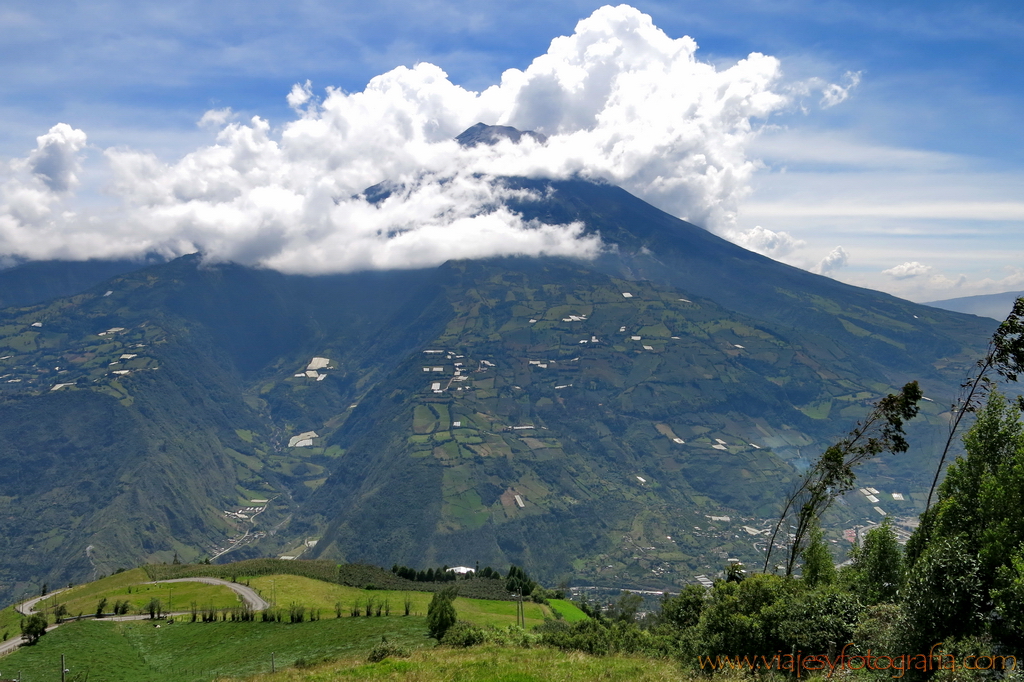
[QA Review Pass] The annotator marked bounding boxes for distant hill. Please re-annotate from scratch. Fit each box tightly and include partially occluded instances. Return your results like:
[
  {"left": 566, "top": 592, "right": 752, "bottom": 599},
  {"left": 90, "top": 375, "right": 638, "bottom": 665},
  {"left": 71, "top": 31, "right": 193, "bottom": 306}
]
[
  {"left": 0, "top": 258, "right": 153, "bottom": 309},
  {"left": 0, "top": 173, "right": 996, "bottom": 605},
  {"left": 925, "top": 290, "right": 1023, "bottom": 320}
]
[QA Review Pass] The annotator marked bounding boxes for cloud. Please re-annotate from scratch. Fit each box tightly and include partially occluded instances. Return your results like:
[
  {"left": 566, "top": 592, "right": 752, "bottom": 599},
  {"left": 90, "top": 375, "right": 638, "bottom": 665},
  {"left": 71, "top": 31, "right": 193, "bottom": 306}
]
[
  {"left": 198, "top": 108, "right": 235, "bottom": 129},
  {"left": 820, "top": 71, "right": 861, "bottom": 109},
  {"left": 24, "top": 123, "right": 88, "bottom": 193},
  {"left": 0, "top": 5, "right": 806, "bottom": 274},
  {"left": 813, "top": 246, "right": 849, "bottom": 275},
  {"left": 727, "top": 225, "right": 804, "bottom": 258},
  {"left": 882, "top": 261, "right": 931, "bottom": 279},
  {"left": 0, "top": 123, "right": 91, "bottom": 261}
]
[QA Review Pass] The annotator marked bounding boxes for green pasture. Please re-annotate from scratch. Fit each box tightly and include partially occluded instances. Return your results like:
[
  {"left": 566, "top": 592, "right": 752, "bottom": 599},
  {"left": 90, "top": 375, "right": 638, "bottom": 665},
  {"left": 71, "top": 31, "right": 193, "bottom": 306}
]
[
  {"left": 30, "top": 570, "right": 243, "bottom": 618},
  {"left": 246, "top": 575, "right": 553, "bottom": 627},
  {"left": 240, "top": 642, "right": 689, "bottom": 682},
  {"left": 3, "top": 616, "right": 430, "bottom": 682}
]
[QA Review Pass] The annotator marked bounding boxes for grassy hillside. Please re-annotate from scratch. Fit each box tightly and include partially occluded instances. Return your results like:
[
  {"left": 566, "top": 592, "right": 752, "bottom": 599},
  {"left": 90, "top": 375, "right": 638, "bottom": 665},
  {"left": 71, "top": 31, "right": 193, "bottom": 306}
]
[
  {"left": 243, "top": 575, "right": 552, "bottom": 626},
  {"left": 3, "top": 616, "right": 432, "bottom": 681},
  {"left": 30, "top": 569, "right": 243, "bottom": 618},
  {"left": 0, "top": 565, "right": 586, "bottom": 681},
  {"left": 236, "top": 645, "right": 688, "bottom": 682}
]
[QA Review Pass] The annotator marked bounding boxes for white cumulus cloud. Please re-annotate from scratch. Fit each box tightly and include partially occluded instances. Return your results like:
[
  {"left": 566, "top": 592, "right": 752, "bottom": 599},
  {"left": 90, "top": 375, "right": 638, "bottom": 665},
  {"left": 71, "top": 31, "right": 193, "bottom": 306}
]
[
  {"left": 727, "top": 225, "right": 805, "bottom": 257},
  {"left": 813, "top": 246, "right": 849, "bottom": 275},
  {"left": 0, "top": 5, "right": 818, "bottom": 274},
  {"left": 882, "top": 261, "right": 932, "bottom": 279},
  {"left": 24, "top": 123, "right": 88, "bottom": 193}
]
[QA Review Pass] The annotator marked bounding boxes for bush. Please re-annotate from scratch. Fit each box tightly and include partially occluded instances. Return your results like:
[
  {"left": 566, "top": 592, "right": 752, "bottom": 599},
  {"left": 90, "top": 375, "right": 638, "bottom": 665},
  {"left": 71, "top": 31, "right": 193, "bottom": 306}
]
[
  {"left": 294, "top": 654, "right": 337, "bottom": 669},
  {"left": 367, "top": 639, "right": 410, "bottom": 663},
  {"left": 481, "top": 624, "right": 538, "bottom": 648},
  {"left": 427, "top": 587, "right": 458, "bottom": 639},
  {"left": 440, "top": 621, "right": 486, "bottom": 647}
]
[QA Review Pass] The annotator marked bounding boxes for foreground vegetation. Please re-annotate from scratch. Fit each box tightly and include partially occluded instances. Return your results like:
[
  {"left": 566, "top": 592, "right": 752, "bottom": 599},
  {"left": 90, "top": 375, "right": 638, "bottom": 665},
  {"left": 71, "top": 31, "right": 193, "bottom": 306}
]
[
  {"left": 4, "top": 617, "right": 431, "bottom": 681},
  {"left": 231, "top": 644, "right": 689, "bottom": 682}
]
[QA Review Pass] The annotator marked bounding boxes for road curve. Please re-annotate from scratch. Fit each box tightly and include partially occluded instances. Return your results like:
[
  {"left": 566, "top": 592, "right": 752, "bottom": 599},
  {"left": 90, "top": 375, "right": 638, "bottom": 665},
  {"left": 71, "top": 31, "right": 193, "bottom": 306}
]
[
  {"left": 15, "top": 588, "right": 67, "bottom": 616},
  {"left": 147, "top": 577, "right": 270, "bottom": 611},
  {"left": 0, "top": 577, "right": 269, "bottom": 658}
]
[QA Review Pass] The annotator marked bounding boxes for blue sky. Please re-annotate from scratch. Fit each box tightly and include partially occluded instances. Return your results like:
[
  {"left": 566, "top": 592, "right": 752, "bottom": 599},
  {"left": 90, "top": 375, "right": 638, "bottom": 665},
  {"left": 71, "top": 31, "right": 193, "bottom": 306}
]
[{"left": 1, "top": 0, "right": 1021, "bottom": 301}]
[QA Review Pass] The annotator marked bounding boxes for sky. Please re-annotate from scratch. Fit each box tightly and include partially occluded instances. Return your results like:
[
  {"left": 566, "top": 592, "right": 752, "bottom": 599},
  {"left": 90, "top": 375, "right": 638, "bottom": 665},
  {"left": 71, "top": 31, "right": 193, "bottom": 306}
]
[{"left": 1, "top": 0, "right": 1022, "bottom": 302}]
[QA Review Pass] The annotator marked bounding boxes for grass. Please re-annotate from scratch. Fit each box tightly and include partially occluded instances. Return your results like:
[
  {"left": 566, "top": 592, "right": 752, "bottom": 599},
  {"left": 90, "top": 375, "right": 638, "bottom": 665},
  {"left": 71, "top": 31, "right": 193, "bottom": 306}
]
[
  {"left": 29, "top": 569, "right": 244, "bottom": 618},
  {"left": 3, "top": 615, "right": 432, "bottom": 681},
  {"left": 0, "top": 605, "right": 24, "bottom": 643},
  {"left": 246, "top": 576, "right": 552, "bottom": 627},
  {"left": 227, "top": 644, "right": 691, "bottom": 682},
  {"left": 546, "top": 600, "right": 587, "bottom": 623}
]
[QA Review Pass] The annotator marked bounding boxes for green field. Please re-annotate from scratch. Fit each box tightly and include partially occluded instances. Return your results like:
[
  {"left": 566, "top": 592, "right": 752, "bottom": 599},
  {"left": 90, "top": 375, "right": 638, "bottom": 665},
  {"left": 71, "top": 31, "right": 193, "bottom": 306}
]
[
  {"left": 3, "top": 616, "right": 431, "bottom": 681},
  {"left": 546, "top": 599, "right": 587, "bottom": 622},
  {"left": 231, "top": 644, "right": 689, "bottom": 682},
  {"left": 0, "top": 571, "right": 581, "bottom": 681},
  {"left": 246, "top": 575, "right": 553, "bottom": 627},
  {"left": 30, "top": 570, "right": 243, "bottom": 618}
]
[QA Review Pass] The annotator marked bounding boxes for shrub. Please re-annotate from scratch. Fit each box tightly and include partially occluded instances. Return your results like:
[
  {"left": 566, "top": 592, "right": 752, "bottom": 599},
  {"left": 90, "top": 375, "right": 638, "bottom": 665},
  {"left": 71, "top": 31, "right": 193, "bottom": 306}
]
[
  {"left": 440, "top": 621, "right": 486, "bottom": 647},
  {"left": 367, "top": 639, "right": 410, "bottom": 663},
  {"left": 294, "top": 654, "right": 337, "bottom": 669}
]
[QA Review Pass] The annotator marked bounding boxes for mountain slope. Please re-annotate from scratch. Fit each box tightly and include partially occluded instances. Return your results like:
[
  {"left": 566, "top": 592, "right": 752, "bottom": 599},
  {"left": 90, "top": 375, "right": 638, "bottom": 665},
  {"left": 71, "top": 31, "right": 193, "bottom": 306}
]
[
  {"left": 926, "top": 290, "right": 1024, "bottom": 320},
  {"left": 0, "top": 177, "right": 997, "bottom": 600}
]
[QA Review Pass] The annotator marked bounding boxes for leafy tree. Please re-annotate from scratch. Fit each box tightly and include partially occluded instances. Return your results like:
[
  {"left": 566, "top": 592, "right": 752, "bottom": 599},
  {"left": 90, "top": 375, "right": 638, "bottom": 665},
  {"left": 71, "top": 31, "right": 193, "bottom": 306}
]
[
  {"left": 775, "top": 586, "right": 863, "bottom": 654},
  {"left": 609, "top": 591, "right": 643, "bottom": 623},
  {"left": 95, "top": 597, "right": 107, "bottom": 618},
  {"left": 765, "top": 381, "right": 922, "bottom": 576},
  {"left": 925, "top": 296, "right": 1024, "bottom": 510},
  {"left": 659, "top": 585, "right": 705, "bottom": 630},
  {"left": 426, "top": 586, "right": 457, "bottom": 639},
  {"left": 21, "top": 613, "right": 47, "bottom": 645},
  {"left": 991, "top": 543, "right": 1024, "bottom": 644},
  {"left": 801, "top": 523, "right": 836, "bottom": 589},
  {"left": 908, "top": 392, "right": 1024, "bottom": 579},
  {"left": 902, "top": 535, "right": 984, "bottom": 649},
  {"left": 851, "top": 517, "right": 903, "bottom": 604},
  {"left": 693, "top": 573, "right": 797, "bottom": 658}
]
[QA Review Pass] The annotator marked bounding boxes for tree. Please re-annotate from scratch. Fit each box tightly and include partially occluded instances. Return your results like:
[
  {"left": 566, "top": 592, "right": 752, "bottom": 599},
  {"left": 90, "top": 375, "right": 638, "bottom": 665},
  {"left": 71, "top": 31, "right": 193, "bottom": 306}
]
[
  {"left": 21, "top": 613, "right": 47, "bottom": 645},
  {"left": 925, "top": 296, "right": 1024, "bottom": 510},
  {"left": 426, "top": 587, "right": 457, "bottom": 639},
  {"left": 992, "top": 543, "right": 1024, "bottom": 643},
  {"left": 908, "top": 392, "right": 1024, "bottom": 576},
  {"left": 902, "top": 535, "right": 983, "bottom": 649},
  {"left": 764, "top": 381, "right": 922, "bottom": 576},
  {"left": 725, "top": 563, "right": 746, "bottom": 584},
  {"left": 505, "top": 565, "right": 536, "bottom": 596},
  {"left": 659, "top": 585, "right": 705, "bottom": 630},
  {"left": 852, "top": 517, "right": 903, "bottom": 604},
  {"left": 801, "top": 524, "right": 836, "bottom": 589},
  {"left": 609, "top": 591, "right": 643, "bottom": 623},
  {"left": 95, "top": 597, "right": 107, "bottom": 618}
]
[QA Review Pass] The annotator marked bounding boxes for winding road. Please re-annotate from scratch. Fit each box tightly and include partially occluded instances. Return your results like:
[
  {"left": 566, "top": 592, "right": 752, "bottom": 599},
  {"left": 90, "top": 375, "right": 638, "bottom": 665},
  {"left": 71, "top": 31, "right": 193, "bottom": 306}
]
[
  {"left": 0, "top": 577, "right": 269, "bottom": 657},
  {"left": 144, "top": 577, "right": 269, "bottom": 611}
]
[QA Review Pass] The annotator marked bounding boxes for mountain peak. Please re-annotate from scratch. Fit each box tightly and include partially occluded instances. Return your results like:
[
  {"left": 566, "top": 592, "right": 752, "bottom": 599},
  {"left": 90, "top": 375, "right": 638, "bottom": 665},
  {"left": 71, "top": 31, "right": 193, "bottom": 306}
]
[{"left": 455, "top": 123, "right": 547, "bottom": 148}]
